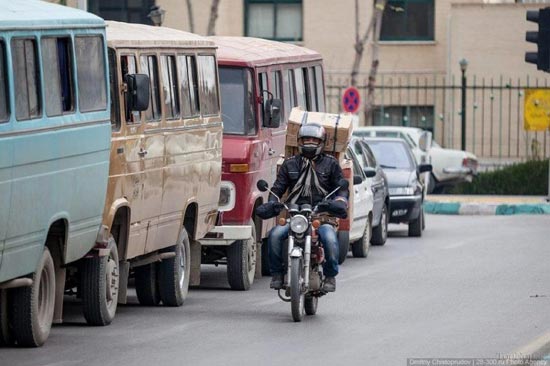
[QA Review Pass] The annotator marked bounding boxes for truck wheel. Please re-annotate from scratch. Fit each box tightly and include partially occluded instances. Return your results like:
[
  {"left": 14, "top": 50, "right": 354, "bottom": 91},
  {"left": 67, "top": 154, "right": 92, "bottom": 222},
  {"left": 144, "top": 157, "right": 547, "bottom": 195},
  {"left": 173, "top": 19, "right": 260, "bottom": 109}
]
[
  {"left": 10, "top": 247, "right": 55, "bottom": 347},
  {"left": 0, "top": 289, "right": 12, "bottom": 346},
  {"left": 260, "top": 238, "right": 270, "bottom": 276},
  {"left": 134, "top": 263, "right": 161, "bottom": 306},
  {"left": 351, "top": 216, "right": 371, "bottom": 258},
  {"left": 408, "top": 208, "right": 423, "bottom": 237},
  {"left": 158, "top": 229, "right": 190, "bottom": 307},
  {"left": 371, "top": 204, "right": 388, "bottom": 246},
  {"left": 227, "top": 220, "right": 257, "bottom": 291},
  {"left": 81, "top": 236, "right": 119, "bottom": 326},
  {"left": 337, "top": 231, "right": 349, "bottom": 265}
]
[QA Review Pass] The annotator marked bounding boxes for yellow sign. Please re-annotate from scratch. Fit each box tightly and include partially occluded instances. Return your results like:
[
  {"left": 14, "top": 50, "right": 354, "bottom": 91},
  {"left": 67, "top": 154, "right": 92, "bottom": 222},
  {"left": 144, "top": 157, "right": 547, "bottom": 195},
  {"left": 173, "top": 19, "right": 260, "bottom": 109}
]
[{"left": 524, "top": 88, "right": 550, "bottom": 131}]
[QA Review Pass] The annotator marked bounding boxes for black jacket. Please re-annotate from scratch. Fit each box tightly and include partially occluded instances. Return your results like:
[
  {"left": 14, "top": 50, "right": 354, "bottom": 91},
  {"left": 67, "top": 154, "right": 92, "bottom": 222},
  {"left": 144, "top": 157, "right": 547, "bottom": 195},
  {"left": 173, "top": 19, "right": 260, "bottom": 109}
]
[{"left": 270, "top": 154, "right": 349, "bottom": 206}]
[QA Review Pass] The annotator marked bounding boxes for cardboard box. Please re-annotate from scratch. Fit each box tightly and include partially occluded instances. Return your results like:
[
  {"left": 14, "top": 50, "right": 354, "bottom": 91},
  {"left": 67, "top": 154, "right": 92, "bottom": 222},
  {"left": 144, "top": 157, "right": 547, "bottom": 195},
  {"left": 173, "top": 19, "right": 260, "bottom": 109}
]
[{"left": 286, "top": 107, "right": 356, "bottom": 153}]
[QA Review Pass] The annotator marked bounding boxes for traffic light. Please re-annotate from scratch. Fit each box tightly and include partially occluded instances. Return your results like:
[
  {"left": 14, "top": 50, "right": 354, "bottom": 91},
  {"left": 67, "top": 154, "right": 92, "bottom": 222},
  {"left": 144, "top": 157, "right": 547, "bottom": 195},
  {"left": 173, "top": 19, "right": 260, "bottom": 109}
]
[{"left": 526, "top": 7, "right": 550, "bottom": 72}]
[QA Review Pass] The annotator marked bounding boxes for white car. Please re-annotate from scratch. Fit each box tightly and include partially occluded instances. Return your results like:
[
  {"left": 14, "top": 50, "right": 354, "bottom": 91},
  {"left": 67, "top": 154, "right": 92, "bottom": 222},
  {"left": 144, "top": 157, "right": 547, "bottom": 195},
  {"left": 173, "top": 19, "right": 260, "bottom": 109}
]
[
  {"left": 338, "top": 147, "right": 375, "bottom": 264},
  {"left": 353, "top": 126, "right": 478, "bottom": 193}
]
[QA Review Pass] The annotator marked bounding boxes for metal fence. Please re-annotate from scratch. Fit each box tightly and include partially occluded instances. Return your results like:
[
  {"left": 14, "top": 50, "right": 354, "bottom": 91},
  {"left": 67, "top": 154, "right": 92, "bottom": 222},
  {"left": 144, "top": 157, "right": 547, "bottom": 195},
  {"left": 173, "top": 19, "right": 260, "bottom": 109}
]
[{"left": 326, "top": 73, "right": 550, "bottom": 161}]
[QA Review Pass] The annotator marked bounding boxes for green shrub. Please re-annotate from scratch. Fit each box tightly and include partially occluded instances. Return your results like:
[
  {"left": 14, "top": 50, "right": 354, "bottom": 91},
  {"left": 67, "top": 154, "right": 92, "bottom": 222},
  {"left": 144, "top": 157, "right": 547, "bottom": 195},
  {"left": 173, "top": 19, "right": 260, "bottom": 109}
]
[{"left": 449, "top": 159, "right": 549, "bottom": 195}]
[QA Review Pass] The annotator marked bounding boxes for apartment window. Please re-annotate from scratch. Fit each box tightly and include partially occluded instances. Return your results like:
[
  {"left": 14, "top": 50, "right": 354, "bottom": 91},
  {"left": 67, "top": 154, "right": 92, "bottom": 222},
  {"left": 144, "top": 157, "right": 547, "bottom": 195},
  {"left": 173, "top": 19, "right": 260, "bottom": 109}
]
[
  {"left": 88, "top": 0, "right": 155, "bottom": 25},
  {"left": 42, "top": 37, "right": 74, "bottom": 117},
  {"left": 380, "top": 0, "right": 435, "bottom": 41},
  {"left": 12, "top": 38, "right": 41, "bottom": 121},
  {"left": 75, "top": 36, "right": 107, "bottom": 112},
  {"left": 245, "top": 0, "right": 302, "bottom": 41},
  {"left": 373, "top": 105, "right": 434, "bottom": 133},
  {"left": 0, "top": 41, "right": 9, "bottom": 122}
]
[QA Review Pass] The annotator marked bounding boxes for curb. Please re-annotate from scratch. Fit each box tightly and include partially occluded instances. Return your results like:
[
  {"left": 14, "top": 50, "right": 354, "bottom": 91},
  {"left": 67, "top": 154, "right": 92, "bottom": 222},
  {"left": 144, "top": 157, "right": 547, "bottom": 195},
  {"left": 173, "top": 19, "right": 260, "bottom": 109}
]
[{"left": 424, "top": 201, "right": 550, "bottom": 215}]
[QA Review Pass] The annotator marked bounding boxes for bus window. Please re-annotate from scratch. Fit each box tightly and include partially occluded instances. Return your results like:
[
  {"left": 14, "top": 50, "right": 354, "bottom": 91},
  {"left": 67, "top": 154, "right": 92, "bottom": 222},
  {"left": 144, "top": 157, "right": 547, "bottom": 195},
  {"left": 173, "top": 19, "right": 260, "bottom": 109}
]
[
  {"left": 282, "top": 70, "right": 291, "bottom": 120},
  {"left": 120, "top": 54, "right": 137, "bottom": 124},
  {"left": 0, "top": 41, "right": 8, "bottom": 122},
  {"left": 161, "top": 55, "right": 180, "bottom": 120},
  {"left": 314, "top": 65, "right": 325, "bottom": 112},
  {"left": 259, "top": 72, "right": 267, "bottom": 125},
  {"left": 197, "top": 55, "right": 219, "bottom": 116},
  {"left": 75, "top": 35, "right": 107, "bottom": 113},
  {"left": 293, "top": 68, "right": 307, "bottom": 110},
  {"left": 140, "top": 54, "right": 161, "bottom": 122},
  {"left": 42, "top": 37, "right": 74, "bottom": 117},
  {"left": 287, "top": 69, "right": 296, "bottom": 109},
  {"left": 108, "top": 49, "right": 120, "bottom": 130},
  {"left": 219, "top": 67, "right": 256, "bottom": 136},
  {"left": 12, "top": 38, "right": 41, "bottom": 121},
  {"left": 306, "top": 67, "right": 318, "bottom": 112},
  {"left": 271, "top": 70, "right": 284, "bottom": 124}
]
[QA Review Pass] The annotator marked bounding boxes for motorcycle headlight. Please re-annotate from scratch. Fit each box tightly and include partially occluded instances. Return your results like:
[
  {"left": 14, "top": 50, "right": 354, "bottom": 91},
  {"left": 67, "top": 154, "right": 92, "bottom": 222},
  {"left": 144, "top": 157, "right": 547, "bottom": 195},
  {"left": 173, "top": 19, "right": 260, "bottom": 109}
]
[
  {"left": 388, "top": 186, "right": 416, "bottom": 196},
  {"left": 290, "top": 215, "right": 308, "bottom": 234}
]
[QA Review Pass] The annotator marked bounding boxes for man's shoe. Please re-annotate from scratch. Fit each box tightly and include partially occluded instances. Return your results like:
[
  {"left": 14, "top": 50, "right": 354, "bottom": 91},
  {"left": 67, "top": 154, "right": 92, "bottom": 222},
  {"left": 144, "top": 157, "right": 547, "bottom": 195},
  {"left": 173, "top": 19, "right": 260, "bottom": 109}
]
[
  {"left": 270, "top": 274, "right": 283, "bottom": 289},
  {"left": 323, "top": 277, "right": 336, "bottom": 292}
]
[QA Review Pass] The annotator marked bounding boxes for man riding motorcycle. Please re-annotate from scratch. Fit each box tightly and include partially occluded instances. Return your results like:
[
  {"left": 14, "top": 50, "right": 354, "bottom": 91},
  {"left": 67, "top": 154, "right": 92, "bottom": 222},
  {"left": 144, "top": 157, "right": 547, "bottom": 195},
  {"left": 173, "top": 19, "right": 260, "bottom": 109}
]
[{"left": 256, "top": 123, "right": 349, "bottom": 293}]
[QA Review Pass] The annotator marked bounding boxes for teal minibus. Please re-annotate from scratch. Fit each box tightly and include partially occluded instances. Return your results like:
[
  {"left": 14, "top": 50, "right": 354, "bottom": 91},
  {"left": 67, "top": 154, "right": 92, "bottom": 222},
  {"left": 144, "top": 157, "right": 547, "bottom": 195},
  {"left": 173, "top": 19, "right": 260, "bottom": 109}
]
[{"left": 0, "top": 1, "right": 111, "bottom": 347}]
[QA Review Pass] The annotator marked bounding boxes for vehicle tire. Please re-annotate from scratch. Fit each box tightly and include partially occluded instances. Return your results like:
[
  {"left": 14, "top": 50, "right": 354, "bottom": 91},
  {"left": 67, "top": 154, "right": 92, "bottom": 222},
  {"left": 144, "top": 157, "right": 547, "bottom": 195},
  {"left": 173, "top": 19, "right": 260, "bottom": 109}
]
[
  {"left": 351, "top": 216, "right": 372, "bottom": 258},
  {"left": 290, "top": 256, "right": 304, "bottom": 322},
  {"left": 427, "top": 173, "right": 436, "bottom": 194},
  {"left": 9, "top": 247, "right": 55, "bottom": 347},
  {"left": 304, "top": 295, "right": 318, "bottom": 316},
  {"left": 134, "top": 263, "right": 161, "bottom": 306},
  {"left": 371, "top": 203, "right": 388, "bottom": 246},
  {"left": 81, "top": 236, "right": 119, "bottom": 326},
  {"left": 261, "top": 238, "right": 270, "bottom": 276},
  {"left": 422, "top": 208, "right": 426, "bottom": 231},
  {"left": 0, "top": 290, "right": 11, "bottom": 346},
  {"left": 227, "top": 220, "right": 257, "bottom": 291},
  {"left": 337, "top": 231, "right": 349, "bottom": 265},
  {"left": 408, "top": 208, "right": 423, "bottom": 237},
  {"left": 158, "top": 229, "right": 191, "bottom": 307}
]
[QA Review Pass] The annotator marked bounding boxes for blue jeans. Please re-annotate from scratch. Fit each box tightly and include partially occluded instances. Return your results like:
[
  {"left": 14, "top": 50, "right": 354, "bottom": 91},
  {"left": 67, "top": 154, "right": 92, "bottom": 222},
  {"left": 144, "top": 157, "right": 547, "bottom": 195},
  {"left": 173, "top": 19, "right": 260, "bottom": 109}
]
[{"left": 268, "top": 223, "right": 339, "bottom": 278}]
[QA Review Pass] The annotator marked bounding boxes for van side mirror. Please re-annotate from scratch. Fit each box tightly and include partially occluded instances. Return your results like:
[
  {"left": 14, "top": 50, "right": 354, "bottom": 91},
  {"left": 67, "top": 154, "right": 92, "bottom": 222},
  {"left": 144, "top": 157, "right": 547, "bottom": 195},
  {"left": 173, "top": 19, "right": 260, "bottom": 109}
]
[
  {"left": 125, "top": 74, "right": 150, "bottom": 112},
  {"left": 263, "top": 98, "right": 282, "bottom": 128},
  {"left": 418, "top": 131, "right": 432, "bottom": 152},
  {"left": 418, "top": 164, "right": 433, "bottom": 173}
]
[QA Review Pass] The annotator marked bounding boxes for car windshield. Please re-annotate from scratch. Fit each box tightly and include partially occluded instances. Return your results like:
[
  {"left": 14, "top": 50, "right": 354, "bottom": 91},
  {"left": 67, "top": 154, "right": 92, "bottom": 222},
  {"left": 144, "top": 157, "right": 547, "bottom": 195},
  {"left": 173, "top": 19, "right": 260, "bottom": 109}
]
[
  {"left": 367, "top": 140, "right": 414, "bottom": 170},
  {"left": 219, "top": 67, "right": 256, "bottom": 135}
]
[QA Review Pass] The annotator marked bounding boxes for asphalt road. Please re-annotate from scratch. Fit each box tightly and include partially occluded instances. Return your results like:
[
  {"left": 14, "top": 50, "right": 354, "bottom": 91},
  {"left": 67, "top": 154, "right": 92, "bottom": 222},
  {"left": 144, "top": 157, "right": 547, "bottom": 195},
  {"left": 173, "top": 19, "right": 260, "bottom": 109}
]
[{"left": 2, "top": 215, "right": 549, "bottom": 366}]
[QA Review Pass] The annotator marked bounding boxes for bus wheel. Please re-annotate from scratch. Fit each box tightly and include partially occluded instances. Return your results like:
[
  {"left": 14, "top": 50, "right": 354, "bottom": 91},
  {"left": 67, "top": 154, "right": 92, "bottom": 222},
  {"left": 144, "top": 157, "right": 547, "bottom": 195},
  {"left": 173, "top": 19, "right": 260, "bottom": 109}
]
[
  {"left": 158, "top": 229, "right": 191, "bottom": 307},
  {"left": 81, "top": 236, "right": 119, "bottom": 326},
  {"left": 227, "top": 220, "right": 256, "bottom": 291},
  {"left": 10, "top": 247, "right": 55, "bottom": 347},
  {"left": 134, "top": 263, "right": 161, "bottom": 306}
]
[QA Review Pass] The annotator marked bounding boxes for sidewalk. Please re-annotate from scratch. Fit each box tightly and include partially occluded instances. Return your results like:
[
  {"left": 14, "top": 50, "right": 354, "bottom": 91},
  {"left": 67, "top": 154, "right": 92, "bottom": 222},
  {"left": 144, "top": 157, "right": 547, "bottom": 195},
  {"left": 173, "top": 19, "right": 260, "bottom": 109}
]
[{"left": 424, "top": 195, "right": 550, "bottom": 215}]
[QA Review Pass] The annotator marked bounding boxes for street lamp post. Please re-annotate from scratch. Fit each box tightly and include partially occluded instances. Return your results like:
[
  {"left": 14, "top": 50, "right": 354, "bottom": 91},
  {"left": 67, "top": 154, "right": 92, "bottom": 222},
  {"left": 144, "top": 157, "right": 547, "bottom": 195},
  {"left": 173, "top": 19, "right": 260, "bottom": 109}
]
[
  {"left": 148, "top": 5, "right": 165, "bottom": 27},
  {"left": 459, "top": 58, "right": 468, "bottom": 151}
]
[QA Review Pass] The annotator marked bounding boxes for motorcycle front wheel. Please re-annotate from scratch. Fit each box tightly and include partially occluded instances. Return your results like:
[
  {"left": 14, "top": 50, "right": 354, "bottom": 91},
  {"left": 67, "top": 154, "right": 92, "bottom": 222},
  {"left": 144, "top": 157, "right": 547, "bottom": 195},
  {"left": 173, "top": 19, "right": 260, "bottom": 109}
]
[{"left": 290, "top": 256, "right": 305, "bottom": 322}]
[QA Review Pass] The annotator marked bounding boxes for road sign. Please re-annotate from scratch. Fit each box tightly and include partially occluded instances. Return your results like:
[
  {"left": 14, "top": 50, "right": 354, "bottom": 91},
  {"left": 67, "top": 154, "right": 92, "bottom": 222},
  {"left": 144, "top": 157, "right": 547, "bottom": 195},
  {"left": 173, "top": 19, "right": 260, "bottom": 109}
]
[
  {"left": 524, "top": 88, "right": 550, "bottom": 131},
  {"left": 342, "top": 86, "right": 361, "bottom": 113}
]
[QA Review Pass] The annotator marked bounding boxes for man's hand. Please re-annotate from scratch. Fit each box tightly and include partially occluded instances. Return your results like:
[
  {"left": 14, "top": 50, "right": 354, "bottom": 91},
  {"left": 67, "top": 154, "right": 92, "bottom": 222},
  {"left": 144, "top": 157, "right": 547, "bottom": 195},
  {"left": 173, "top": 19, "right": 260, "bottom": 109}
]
[
  {"left": 317, "top": 200, "right": 348, "bottom": 218},
  {"left": 255, "top": 202, "right": 285, "bottom": 219}
]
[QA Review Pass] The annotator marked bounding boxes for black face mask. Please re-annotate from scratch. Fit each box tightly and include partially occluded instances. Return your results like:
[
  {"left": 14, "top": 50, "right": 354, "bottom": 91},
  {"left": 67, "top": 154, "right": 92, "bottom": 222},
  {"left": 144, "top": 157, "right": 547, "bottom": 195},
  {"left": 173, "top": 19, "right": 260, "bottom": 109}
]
[{"left": 299, "top": 144, "right": 321, "bottom": 159}]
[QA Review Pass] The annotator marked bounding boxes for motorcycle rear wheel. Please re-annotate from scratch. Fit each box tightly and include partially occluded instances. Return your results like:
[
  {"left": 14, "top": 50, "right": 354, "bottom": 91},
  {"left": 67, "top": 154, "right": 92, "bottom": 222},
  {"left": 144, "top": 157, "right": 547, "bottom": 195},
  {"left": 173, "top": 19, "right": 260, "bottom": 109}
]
[
  {"left": 305, "top": 295, "right": 318, "bottom": 315},
  {"left": 290, "top": 257, "right": 304, "bottom": 322}
]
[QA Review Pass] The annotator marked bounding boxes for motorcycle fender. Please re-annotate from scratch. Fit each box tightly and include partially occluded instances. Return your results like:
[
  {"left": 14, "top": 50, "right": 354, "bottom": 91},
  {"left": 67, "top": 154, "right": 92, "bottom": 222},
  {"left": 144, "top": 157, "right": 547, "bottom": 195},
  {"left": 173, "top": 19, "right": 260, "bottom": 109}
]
[{"left": 289, "top": 247, "right": 303, "bottom": 258}]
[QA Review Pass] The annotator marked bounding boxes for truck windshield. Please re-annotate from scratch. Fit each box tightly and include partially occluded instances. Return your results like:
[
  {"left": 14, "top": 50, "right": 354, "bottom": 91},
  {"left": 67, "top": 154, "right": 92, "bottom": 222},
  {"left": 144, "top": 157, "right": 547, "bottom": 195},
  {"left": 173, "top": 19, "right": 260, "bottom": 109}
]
[{"left": 219, "top": 67, "right": 256, "bottom": 135}]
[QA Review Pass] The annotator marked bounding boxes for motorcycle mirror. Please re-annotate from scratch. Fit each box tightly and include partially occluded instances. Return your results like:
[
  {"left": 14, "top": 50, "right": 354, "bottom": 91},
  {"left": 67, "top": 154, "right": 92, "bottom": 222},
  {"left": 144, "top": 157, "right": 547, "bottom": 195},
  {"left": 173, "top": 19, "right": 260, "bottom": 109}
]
[
  {"left": 257, "top": 179, "right": 269, "bottom": 192},
  {"left": 338, "top": 179, "right": 349, "bottom": 190}
]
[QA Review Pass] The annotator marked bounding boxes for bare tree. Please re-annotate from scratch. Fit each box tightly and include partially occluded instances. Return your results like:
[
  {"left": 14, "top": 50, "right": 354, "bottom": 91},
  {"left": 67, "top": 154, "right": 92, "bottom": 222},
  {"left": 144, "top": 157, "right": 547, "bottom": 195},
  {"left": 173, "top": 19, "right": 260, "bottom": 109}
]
[
  {"left": 206, "top": 0, "right": 221, "bottom": 36},
  {"left": 186, "top": 0, "right": 195, "bottom": 33}
]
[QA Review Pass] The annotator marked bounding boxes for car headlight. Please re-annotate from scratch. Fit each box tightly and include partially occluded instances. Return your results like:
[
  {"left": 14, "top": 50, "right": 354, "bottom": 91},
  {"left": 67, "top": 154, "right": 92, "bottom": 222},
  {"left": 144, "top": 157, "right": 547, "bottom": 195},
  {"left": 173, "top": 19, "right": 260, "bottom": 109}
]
[
  {"left": 290, "top": 215, "right": 308, "bottom": 234},
  {"left": 389, "top": 187, "right": 415, "bottom": 196}
]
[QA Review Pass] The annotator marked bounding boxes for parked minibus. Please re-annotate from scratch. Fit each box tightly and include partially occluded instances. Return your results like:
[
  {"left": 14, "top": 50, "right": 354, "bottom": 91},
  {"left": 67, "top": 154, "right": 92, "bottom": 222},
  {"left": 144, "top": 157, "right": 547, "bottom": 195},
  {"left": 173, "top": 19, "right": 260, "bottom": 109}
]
[
  {"left": 0, "top": 1, "right": 111, "bottom": 346},
  {"left": 199, "top": 36, "right": 327, "bottom": 289},
  {"left": 102, "top": 22, "right": 247, "bottom": 311}
]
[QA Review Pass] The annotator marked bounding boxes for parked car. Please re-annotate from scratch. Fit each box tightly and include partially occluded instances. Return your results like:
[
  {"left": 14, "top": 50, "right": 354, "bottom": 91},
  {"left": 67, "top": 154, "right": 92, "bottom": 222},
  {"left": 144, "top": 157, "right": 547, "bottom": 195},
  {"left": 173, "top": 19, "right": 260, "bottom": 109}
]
[
  {"left": 341, "top": 147, "right": 375, "bottom": 262},
  {"left": 364, "top": 138, "right": 432, "bottom": 237},
  {"left": 428, "top": 141, "right": 478, "bottom": 193},
  {"left": 354, "top": 126, "right": 478, "bottom": 193},
  {"left": 350, "top": 138, "right": 390, "bottom": 246}
]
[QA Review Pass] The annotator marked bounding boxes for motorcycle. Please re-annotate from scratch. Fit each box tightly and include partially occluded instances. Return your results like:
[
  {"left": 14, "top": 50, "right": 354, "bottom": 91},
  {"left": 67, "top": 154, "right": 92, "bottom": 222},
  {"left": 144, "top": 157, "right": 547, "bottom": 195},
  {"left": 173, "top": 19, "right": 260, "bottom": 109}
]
[{"left": 256, "top": 179, "right": 349, "bottom": 322}]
